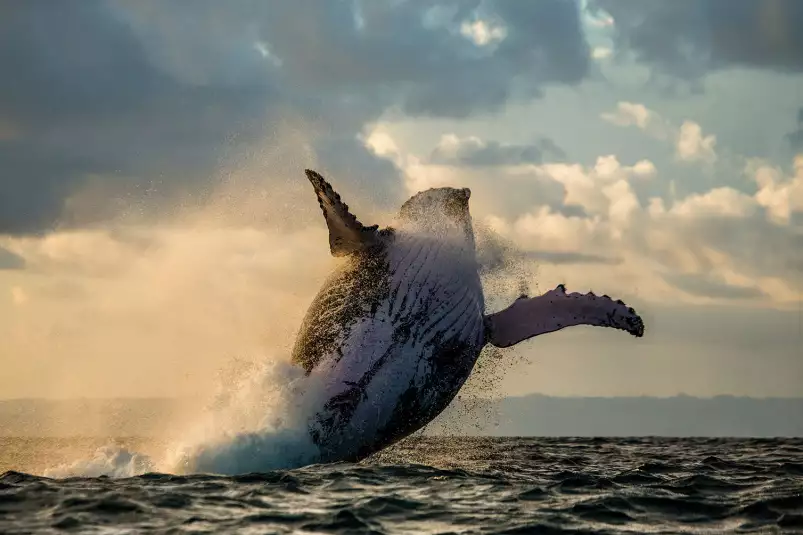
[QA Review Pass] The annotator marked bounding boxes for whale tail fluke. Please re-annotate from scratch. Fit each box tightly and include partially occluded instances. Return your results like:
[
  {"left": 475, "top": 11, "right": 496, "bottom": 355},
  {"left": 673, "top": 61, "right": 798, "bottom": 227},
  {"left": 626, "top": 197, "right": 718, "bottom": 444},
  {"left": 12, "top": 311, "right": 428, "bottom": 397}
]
[{"left": 484, "top": 284, "right": 645, "bottom": 348}]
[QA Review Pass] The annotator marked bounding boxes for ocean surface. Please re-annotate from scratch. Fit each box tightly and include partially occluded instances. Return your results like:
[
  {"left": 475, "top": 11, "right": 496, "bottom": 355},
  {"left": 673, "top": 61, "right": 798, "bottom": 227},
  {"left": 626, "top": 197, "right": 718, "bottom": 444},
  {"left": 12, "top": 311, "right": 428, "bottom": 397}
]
[{"left": 1, "top": 437, "right": 801, "bottom": 534}]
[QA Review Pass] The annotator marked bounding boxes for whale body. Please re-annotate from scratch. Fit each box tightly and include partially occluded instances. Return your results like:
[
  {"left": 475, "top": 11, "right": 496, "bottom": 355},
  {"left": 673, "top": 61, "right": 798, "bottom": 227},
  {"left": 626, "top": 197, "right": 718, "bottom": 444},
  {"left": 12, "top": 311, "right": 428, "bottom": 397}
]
[{"left": 293, "top": 170, "right": 644, "bottom": 463}]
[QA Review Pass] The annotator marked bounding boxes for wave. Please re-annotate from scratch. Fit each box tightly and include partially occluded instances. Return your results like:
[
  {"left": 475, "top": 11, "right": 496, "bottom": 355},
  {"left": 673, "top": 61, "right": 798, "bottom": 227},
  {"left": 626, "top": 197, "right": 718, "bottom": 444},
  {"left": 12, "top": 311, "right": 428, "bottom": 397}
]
[{"left": 5, "top": 438, "right": 803, "bottom": 534}]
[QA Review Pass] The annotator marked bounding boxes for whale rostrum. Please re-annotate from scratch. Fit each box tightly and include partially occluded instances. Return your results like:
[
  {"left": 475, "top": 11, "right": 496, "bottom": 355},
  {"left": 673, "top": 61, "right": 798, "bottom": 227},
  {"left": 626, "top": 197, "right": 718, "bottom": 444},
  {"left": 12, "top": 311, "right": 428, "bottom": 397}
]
[{"left": 293, "top": 169, "right": 644, "bottom": 463}]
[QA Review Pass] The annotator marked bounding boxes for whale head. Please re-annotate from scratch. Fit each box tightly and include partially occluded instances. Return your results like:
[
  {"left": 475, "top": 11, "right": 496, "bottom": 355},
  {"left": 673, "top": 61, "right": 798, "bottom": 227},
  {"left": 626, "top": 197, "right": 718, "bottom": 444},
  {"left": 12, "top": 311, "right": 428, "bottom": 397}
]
[{"left": 397, "top": 187, "right": 475, "bottom": 248}]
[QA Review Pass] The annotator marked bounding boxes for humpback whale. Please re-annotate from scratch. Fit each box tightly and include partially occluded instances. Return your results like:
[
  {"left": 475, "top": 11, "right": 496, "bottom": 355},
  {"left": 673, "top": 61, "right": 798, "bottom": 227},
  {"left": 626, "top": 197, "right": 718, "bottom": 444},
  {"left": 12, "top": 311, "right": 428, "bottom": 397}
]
[{"left": 293, "top": 170, "right": 644, "bottom": 463}]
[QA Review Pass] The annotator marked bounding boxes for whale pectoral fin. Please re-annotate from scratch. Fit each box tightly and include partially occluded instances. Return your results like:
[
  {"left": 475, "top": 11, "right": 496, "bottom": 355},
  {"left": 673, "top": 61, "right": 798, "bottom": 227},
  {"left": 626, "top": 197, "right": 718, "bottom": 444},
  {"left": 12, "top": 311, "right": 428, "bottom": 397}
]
[
  {"left": 484, "top": 284, "right": 645, "bottom": 348},
  {"left": 305, "top": 169, "right": 380, "bottom": 257}
]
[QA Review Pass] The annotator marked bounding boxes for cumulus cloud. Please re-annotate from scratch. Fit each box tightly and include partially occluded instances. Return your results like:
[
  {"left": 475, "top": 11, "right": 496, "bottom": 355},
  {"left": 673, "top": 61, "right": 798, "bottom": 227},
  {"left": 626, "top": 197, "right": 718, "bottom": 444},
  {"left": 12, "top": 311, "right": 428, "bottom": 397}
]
[
  {"left": 749, "top": 154, "right": 803, "bottom": 225},
  {"left": 366, "top": 129, "right": 803, "bottom": 309},
  {"left": 590, "top": 0, "right": 803, "bottom": 78},
  {"left": 1, "top": 0, "right": 592, "bottom": 235},
  {"left": 362, "top": 126, "right": 570, "bottom": 219},
  {"left": 601, "top": 103, "right": 718, "bottom": 164},
  {"left": 601, "top": 102, "right": 662, "bottom": 132},
  {"left": 676, "top": 121, "right": 717, "bottom": 164},
  {"left": 532, "top": 155, "right": 656, "bottom": 223},
  {"left": 660, "top": 187, "right": 756, "bottom": 219}
]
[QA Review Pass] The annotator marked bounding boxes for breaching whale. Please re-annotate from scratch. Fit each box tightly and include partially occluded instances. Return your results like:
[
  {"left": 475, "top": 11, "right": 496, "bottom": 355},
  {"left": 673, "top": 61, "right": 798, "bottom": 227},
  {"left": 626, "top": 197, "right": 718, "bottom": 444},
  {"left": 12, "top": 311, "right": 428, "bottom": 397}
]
[{"left": 293, "top": 170, "right": 644, "bottom": 463}]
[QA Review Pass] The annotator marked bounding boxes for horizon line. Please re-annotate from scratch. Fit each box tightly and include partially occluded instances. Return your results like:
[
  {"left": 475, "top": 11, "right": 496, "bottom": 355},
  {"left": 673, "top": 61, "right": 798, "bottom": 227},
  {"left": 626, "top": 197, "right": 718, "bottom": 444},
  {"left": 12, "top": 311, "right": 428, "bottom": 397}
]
[{"left": 2, "top": 394, "right": 803, "bottom": 402}]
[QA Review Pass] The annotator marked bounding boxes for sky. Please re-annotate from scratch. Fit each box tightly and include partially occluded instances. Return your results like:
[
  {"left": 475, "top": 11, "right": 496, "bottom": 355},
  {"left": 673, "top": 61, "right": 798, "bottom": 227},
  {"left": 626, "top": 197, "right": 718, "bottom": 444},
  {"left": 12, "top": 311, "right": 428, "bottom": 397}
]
[{"left": 1, "top": 0, "right": 802, "bottom": 400}]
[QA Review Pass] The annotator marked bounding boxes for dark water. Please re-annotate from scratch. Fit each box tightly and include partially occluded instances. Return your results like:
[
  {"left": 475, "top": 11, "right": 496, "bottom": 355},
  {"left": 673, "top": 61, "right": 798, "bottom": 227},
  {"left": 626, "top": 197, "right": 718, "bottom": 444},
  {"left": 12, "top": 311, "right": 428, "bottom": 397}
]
[{"left": 1, "top": 437, "right": 802, "bottom": 534}]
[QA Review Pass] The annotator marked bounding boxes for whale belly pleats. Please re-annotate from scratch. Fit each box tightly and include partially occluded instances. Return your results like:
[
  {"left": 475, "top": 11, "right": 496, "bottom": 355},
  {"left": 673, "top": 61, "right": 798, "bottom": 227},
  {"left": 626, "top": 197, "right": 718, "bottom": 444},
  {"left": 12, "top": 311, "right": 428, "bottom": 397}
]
[
  {"left": 304, "top": 235, "right": 485, "bottom": 461},
  {"left": 291, "top": 247, "right": 390, "bottom": 373}
]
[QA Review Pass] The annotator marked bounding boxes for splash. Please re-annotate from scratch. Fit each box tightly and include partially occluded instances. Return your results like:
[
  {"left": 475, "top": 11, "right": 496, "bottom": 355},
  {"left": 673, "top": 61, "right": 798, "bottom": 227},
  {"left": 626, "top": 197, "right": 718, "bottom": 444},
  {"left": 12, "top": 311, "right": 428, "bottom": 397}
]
[
  {"left": 44, "top": 446, "right": 155, "bottom": 479},
  {"left": 44, "top": 357, "right": 326, "bottom": 478},
  {"left": 168, "top": 358, "right": 325, "bottom": 475}
]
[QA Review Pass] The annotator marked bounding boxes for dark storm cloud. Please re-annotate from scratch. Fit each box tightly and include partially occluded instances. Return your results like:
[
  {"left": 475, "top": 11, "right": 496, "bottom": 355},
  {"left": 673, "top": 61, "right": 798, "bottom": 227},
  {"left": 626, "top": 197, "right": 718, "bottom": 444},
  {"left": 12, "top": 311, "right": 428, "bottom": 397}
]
[
  {"left": 119, "top": 0, "right": 590, "bottom": 118},
  {"left": 0, "top": 1, "right": 279, "bottom": 233},
  {"left": 0, "top": 0, "right": 591, "bottom": 234},
  {"left": 430, "top": 137, "right": 566, "bottom": 167},
  {"left": 787, "top": 108, "right": 803, "bottom": 153},
  {"left": 590, "top": 0, "right": 803, "bottom": 78}
]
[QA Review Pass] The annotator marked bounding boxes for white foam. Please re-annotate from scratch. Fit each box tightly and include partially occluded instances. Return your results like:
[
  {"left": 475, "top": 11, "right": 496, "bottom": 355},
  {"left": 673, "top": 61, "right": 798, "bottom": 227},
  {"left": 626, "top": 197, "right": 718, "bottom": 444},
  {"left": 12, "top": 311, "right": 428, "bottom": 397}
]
[
  {"left": 44, "top": 446, "right": 155, "bottom": 479},
  {"left": 44, "top": 357, "right": 326, "bottom": 478},
  {"left": 169, "top": 359, "right": 326, "bottom": 475}
]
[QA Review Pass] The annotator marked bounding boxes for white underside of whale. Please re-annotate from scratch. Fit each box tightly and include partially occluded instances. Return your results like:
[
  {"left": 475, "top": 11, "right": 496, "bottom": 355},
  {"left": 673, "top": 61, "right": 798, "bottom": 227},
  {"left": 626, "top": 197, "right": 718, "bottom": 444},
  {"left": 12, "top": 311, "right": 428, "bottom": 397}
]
[{"left": 307, "top": 231, "right": 484, "bottom": 460}]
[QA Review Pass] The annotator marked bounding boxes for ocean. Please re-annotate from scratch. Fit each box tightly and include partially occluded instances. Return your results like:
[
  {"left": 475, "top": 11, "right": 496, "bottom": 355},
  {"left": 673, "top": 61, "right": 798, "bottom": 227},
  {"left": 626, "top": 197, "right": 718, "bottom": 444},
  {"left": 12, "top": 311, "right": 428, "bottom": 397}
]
[{"left": 1, "top": 437, "right": 801, "bottom": 534}]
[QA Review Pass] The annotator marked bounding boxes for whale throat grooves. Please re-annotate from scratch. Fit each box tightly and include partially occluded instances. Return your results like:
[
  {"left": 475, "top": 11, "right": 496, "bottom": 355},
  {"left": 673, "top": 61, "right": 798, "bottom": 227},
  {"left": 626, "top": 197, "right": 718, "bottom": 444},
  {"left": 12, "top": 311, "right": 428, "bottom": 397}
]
[
  {"left": 291, "top": 229, "right": 487, "bottom": 462},
  {"left": 291, "top": 242, "right": 391, "bottom": 374}
]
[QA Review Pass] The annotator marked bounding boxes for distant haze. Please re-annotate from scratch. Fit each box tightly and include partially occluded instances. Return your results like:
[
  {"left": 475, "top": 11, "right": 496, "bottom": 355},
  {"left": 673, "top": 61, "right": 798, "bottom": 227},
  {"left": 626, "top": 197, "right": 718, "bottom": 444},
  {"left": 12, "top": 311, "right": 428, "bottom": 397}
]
[
  {"left": 433, "top": 395, "right": 803, "bottom": 438},
  {"left": 2, "top": 396, "right": 800, "bottom": 438}
]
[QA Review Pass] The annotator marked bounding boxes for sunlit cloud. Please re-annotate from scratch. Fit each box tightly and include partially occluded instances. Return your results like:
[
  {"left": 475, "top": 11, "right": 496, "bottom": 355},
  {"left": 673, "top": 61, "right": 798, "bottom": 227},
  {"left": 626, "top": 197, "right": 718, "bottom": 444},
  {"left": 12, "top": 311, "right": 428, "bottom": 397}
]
[
  {"left": 591, "top": 46, "right": 612, "bottom": 60},
  {"left": 360, "top": 127, "right": 803, "bottom": 314},
  {"left": 600, "top": 101, "right": 672, "bottom": 139},
  {"left": 676, "top": 120, "right": 717, "bottom": 164},
  {"left": 460, "top": 19, "right": 507, "bottom": 47}
]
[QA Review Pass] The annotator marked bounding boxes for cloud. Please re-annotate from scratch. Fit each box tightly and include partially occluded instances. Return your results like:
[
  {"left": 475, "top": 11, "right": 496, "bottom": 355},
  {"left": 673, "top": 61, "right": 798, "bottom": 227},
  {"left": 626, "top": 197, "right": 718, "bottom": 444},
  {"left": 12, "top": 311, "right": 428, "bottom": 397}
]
[
  {"left": 532, "top": 155, "right": 656, "bottom": 222},
  {"left": 601, "top": 103, "right": 676, "bottom": 148},
  {"left": 0, "top": 118, "right": 19, "bottom": 141},
  {"left": 1, "top": 0, "right": 593, "bottom": 235},
  {"left": 601, "top": 102, "right": 659, "bottom": 131},
  {"left": 662, "top": 273, "right": 766, "bottom": 301},
  {"left": 590, "top": 0, "right": 803, "bottom": 78},
  {"left": 362, "top": 127, "right": 571, "bottom": 219},
  {"left": 644, "top": 188, "right": 803, "bottom": 304},
  {"left": 676, "top": 121, "right": 717, "bottom": 164},
  {"left": 459, "top": 18, "right": 507, "bottom": 47},
  {"left": 527, "top": 250, "right": 620, "bottom": 265},
  {"left": 591, "top": 46, "right": 612, "bottom": 60},
  {"left": 787, "top": 108, "right": 803, "bottom": 152},
  {"left": 601, "top": 103, "right": 718, "bottom": 164},
  {"left": 750, "top": 154, "right": 803, "bottom": 225},
  {"left": 661, "top": 187, "right": 756, "bottom": 219},
  {"left": 0, "top": 247, "right": 25, "bottom": 270},
  {"left": 0, "top": 1, "right": 285, "bottom": 233},
  {"left": 367, "top": 129, "right": 803, "bottom": 307},
  {"left": 429, "top": 134, "right": 566, "bottom": 167}
]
